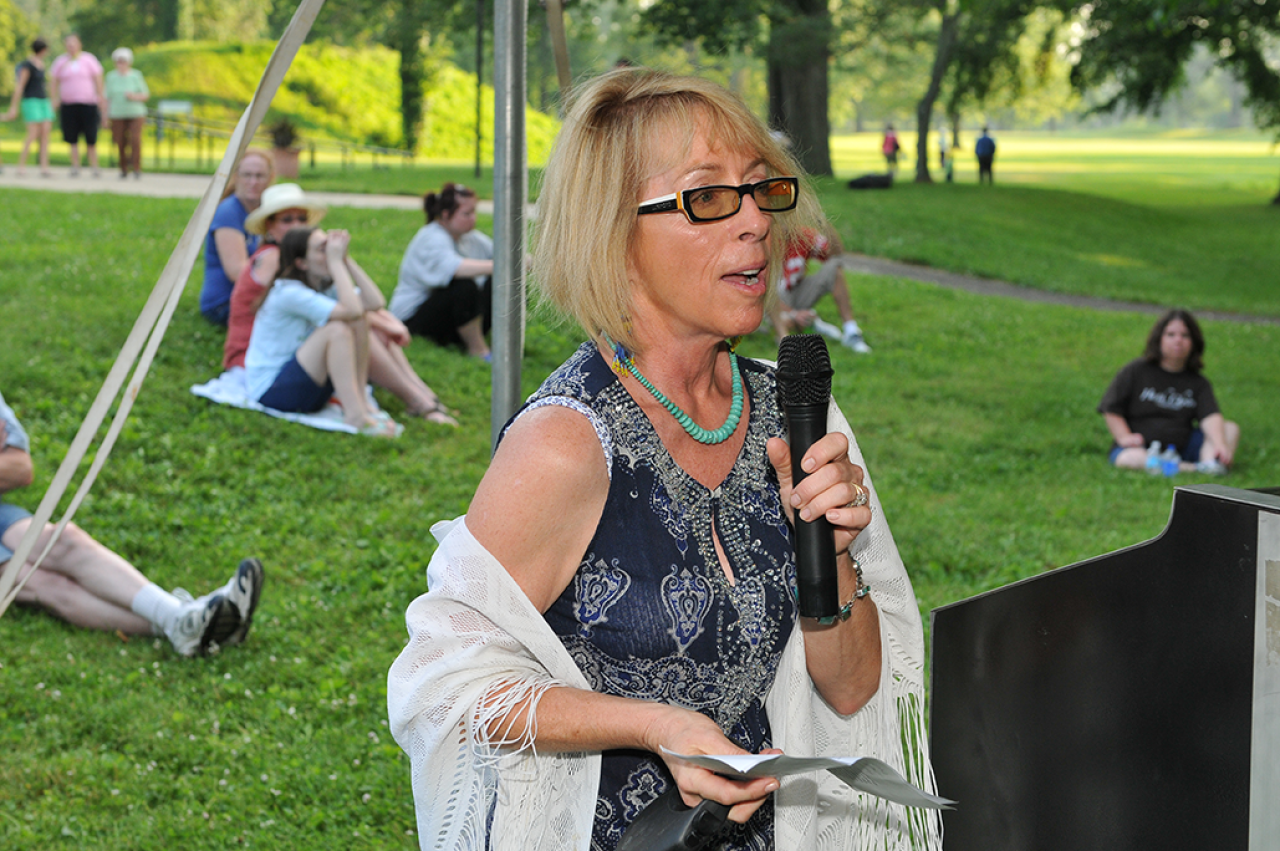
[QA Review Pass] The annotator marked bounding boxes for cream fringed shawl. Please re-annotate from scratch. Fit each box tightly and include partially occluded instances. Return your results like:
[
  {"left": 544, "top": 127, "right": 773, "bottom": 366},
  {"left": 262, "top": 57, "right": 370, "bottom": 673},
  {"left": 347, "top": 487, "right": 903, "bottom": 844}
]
[{"left": 387, "top": 399, "right": 942, "bottom": 851}]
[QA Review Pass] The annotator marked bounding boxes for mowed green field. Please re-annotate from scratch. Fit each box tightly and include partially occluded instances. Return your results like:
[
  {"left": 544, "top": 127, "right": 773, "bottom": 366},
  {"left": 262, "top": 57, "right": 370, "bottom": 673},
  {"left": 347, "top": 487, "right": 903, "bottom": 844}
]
[
  {"left": 832, "top": 128, "right": 1280, "bottom": 203},
  {"left": 1, "top": 130, "right": 1278, "bottom": 848},
  {"left": 824, "top": 130, "right": 1280, "bottom": 318}
]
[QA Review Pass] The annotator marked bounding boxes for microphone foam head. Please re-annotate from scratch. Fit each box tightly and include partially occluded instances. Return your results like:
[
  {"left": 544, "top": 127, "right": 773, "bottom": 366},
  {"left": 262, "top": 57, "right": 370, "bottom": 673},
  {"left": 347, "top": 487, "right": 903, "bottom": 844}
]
[{"left": 776, "top": 334, "right": 833, "bottom": 407}]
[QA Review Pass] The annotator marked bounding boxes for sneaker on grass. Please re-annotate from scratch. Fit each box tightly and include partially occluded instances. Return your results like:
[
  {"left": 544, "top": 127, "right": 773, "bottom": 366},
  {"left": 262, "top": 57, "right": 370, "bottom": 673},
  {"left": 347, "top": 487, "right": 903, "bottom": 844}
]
[
  {"left": 166, "top": 593, "right": 240, "bottom": 657},
  {"left": 842, "top": 330, "right": 872, "bottom": 353},
  {"left": 221, "top": 557, "right": 264, "bottom": 648}
]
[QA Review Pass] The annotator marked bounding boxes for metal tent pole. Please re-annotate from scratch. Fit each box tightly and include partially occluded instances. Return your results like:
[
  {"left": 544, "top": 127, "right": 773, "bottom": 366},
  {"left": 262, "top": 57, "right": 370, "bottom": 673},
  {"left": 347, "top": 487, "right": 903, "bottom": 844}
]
[{"left": 490, "top": 0, "right": 528, "bottom": 451}]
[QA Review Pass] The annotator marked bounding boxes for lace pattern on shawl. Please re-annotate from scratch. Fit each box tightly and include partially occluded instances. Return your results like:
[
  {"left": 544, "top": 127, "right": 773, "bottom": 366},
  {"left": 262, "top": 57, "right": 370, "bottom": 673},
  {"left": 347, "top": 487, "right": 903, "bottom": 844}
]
[{"left": 387, "top": 398, "right": 942, "bottom": 851}]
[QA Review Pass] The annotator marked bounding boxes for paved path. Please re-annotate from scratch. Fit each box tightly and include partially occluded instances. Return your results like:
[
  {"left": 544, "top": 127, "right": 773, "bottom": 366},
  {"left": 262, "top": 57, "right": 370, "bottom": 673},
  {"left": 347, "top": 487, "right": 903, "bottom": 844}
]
[
  {"left": 836, "top": 254, "right": 1280, "bottom": 327},
  {"left": 0, "top": 165, "right": 441, "bottom": 211},
  {"left": 3, "top": 166, "right": 1275, "bottom": 326}
]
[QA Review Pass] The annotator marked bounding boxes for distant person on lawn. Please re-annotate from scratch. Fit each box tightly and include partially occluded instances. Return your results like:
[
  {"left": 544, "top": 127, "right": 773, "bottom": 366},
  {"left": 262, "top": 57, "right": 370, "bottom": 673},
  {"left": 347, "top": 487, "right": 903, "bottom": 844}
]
[
  {"left": 1098, "top": 308, "right": 1239, "bottom": 475},
  {"left": 389, "top": 183, "right": 495, "bottom": 362},
  {"left": 201, "top": 149, "right": 274, "bottom": 326},
  {"left": 103, "top": 47, "right": 148, "bottom": 179},
  {"left": 228, "top": 185, "right": 456, "bottom": 425},
  {"left": 974, "top": 127, "right": 996, "bottom": 184},
  {"left": 881, "top": 124, "right": 900, "bottom": 175},
  {"left": 0, "top": 389, "right": 263, "bottom": 656},
  {"left": 769, "top": 226, "right": 872, "bottom": 353},
  {"left": 1, "top": 38, "right": 54, "bottom": 177},
  {"left": 48, "top": 34, "right": 104, "bottom": 177}
]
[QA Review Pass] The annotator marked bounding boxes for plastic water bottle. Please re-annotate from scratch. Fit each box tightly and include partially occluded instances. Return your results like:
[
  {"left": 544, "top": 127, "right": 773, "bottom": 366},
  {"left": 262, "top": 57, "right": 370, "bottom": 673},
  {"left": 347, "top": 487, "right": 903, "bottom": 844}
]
[
  {"left": 1145, "top": 441, "right": 1163, "bottom": 474},
  {"left": 1161, "top": 446, "right": 1181, "bottom": 477}
]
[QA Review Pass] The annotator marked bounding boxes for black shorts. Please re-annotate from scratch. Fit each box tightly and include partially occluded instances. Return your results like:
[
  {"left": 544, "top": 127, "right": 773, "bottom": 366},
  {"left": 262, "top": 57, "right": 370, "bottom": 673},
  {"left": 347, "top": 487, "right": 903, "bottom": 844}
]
[{"left": 60, "top": 103, "right": 100, "bottom": 145}]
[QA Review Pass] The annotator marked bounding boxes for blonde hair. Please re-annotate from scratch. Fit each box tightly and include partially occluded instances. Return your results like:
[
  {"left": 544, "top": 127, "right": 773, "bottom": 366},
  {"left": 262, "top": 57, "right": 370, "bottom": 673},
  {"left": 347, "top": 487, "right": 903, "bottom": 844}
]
[
  {"left": 532, "top": 68, "right": 823, "bottom": 353},
  {"left": 221, "top": 148, "right": 275, "bottom": 201}
]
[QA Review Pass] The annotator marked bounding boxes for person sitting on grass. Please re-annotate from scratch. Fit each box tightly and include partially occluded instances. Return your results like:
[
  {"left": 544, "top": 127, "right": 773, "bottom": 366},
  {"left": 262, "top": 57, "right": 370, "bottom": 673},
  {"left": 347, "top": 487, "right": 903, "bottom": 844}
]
[
  {"left": 227, "top": 185, "right": 456, "bottom": 426},
  {"left": 1, "top": 389, "right": 263, "bottom": 657},
  {"left": 1098, "top": 308, "right": 1240, "bottom": 475},
  {"left": 389, "top": 183, "right": 495, "bottom": 362},
  {"left": 245, "top": 227, "right": 410, "bottom": 437},
  {"left": 201, "top": 149, "right": 274, "bottom": 326},
  {"left": 768, "top": 226, "right": 872, "bottom": 353}
]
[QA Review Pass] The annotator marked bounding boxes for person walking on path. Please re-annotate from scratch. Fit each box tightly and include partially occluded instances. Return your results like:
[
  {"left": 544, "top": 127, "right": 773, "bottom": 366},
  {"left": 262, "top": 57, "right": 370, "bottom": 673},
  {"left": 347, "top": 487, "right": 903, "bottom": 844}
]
[
  {"left": 974, "top": 127, "right": 996, "bottom": 185},
  {"left": 2, "top": 38, "right": 54, "bottom": 177},
  {"left": 103, "top": 47, "right": 148, "bottom": 179},
  {"left": 49, "top": 34, "right": 105, "bottom": 177}
]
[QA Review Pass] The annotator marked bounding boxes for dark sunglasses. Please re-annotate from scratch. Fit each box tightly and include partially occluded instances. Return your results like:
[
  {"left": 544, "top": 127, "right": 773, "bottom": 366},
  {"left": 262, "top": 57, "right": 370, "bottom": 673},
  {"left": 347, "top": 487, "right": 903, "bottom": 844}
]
[{"left": 637, "top": 176, "right": 799, "bottom": 223}]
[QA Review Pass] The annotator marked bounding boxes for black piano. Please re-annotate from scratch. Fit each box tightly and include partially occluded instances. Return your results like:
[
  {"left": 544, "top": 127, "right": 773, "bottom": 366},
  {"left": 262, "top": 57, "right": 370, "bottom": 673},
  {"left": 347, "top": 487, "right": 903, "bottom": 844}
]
[{"left": 930, "top": 484, "right": 1280, "bottom": 850}]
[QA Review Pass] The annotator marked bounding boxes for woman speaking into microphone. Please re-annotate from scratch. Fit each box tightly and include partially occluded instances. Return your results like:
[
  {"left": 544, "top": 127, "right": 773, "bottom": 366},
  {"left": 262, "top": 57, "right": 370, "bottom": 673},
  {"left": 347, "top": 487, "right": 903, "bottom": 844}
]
[{"left": 388, "top": 69, "right": 936, "bottom": 851}]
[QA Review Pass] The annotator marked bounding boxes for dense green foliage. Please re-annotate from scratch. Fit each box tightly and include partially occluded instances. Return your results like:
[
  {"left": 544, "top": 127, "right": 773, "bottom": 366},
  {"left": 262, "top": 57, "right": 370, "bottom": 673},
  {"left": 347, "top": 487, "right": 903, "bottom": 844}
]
[
  {"left": 1072, "top": 0, "right": 1280, "bottom": 134},
  {"left": 126, "top": 41, "right": 558, "bottom": 159},
  {"left": 1, "top": 145, "right": 1278, "bottom": 847}
]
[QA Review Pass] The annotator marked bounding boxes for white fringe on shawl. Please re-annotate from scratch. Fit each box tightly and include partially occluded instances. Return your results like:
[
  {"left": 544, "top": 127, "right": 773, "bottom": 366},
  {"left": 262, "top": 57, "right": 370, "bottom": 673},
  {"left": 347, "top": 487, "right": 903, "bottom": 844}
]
[{"left": 387, "top": 399, "right": 942, "bottom": 851}]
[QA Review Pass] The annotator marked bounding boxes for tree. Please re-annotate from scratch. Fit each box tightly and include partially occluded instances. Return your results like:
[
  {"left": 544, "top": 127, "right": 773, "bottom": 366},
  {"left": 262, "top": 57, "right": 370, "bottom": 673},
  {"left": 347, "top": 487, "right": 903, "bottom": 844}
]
[
  {"left": 1, "top": 0, "right": 36, "bottom": 75},
  {"left": 1067, "top": 0, "right": 1280, "bottom": 202},
  {"left": 642, "top": 0, "right": 855, "bottom": 175},
  {"left": 910, "top": 0, "right": 1039, "bottom": 183},
  {"left": 70, "top": 0, "right": 267, "bottom": 55}
]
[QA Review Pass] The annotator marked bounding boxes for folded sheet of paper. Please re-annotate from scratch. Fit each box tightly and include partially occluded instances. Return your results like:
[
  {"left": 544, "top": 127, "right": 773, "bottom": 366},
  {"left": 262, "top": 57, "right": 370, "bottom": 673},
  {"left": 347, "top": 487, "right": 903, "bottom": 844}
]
[{"left": 661, "top": 750, "right": 954, "bottom": 810}]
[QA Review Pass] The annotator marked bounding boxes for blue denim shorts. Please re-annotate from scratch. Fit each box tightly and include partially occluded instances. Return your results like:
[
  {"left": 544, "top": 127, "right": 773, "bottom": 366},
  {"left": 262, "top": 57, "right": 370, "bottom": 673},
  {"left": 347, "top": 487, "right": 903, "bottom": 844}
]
[
  {"left": 0, "top": 501, "right": 34, "bottom": 564},
  {"left": 1109, "top": 429, "right": 1205, "bottom": 464},
  {"left": 258, "top": 355, "right": 334, "bottom": 413}
]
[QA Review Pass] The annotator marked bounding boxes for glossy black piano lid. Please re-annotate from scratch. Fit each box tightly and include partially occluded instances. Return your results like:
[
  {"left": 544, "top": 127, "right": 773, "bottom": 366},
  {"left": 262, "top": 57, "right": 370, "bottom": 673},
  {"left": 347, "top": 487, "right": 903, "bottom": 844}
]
[{"left": 930, "top": 485, "right": 1280, "bottom": 851}]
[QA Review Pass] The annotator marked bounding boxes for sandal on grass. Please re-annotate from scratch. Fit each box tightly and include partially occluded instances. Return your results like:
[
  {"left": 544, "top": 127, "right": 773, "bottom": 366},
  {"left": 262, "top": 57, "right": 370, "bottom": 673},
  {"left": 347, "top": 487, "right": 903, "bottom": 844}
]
[
  {"left": 407, "top": 400, "right": 458, "bottom": 427},
  {"left": 358, "top": 417, "right": 402, "bottom": 438}
]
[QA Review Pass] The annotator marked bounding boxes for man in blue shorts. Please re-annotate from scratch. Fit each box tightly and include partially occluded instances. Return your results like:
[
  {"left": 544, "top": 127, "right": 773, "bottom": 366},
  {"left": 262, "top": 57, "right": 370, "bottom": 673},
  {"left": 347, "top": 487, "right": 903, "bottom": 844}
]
[{"left": 1, "top": 389, "right": 264, "bottom": 656}]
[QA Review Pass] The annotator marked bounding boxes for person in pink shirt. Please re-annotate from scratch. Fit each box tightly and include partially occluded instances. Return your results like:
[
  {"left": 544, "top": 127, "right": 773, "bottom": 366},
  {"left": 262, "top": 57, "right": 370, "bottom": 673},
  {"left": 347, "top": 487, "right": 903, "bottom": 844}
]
[{"left": 48, "top": 33, "right": 105, "bottom": 177}]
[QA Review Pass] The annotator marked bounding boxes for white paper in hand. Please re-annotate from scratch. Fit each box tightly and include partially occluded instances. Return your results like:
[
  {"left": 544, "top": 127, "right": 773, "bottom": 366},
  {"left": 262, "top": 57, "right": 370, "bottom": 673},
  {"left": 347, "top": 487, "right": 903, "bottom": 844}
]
[{"left": 660, "top": 749, "right": 955, "bottom": 810}]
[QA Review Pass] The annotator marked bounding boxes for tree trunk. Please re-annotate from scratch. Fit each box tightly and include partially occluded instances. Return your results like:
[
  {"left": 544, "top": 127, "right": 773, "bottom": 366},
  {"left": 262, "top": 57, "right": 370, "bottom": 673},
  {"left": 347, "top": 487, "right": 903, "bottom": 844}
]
[
  {"left": 396, "top": 0, "right": 426, "bottom": 152},
  {"left": 914, "top": 6, "right": 960, "bottom": 184},
  {"left": 766, "top": 17, "right": 833, "bottom": 177}
]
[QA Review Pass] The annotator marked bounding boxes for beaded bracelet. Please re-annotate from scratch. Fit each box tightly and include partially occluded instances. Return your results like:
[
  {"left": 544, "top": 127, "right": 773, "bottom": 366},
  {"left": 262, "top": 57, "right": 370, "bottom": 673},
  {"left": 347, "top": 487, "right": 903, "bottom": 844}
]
[{"left": 816, "top": 558, "right": 871, "bottom": 626}]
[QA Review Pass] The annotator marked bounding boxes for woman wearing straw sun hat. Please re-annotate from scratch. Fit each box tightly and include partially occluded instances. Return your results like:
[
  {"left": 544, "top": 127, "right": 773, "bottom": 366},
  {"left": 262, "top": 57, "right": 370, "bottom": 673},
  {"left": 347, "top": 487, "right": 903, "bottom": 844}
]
[
  {"left": 225, "top": 183, "right": 327, "bottom": 371},
  {"left": 231, "top": 184, "right": 457, "bottom": 427}
]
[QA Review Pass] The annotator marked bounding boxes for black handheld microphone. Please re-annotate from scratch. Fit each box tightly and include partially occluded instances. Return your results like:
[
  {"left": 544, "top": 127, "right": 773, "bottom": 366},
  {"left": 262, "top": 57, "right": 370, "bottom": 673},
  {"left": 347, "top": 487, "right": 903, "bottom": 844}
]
[{"left": 776, "top": 334, "right": 839, "bottom": 620}]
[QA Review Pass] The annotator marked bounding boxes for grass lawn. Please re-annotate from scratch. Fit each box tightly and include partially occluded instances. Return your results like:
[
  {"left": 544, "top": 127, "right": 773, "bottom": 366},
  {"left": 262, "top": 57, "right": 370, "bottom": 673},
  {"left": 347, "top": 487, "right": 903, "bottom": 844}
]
[{"left": 1, "top": 136, "right": 1278, "bottom": 848}]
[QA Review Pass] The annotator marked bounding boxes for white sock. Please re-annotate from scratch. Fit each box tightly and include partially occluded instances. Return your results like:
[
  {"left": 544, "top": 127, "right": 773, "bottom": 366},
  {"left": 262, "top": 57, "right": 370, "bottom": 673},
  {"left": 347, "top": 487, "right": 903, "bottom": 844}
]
[
  {"left": 843, "top": 320, "right": 861, "bottom": 336},
  {"left": 130, "top": 583, "right": 182, "bottom": 633}
]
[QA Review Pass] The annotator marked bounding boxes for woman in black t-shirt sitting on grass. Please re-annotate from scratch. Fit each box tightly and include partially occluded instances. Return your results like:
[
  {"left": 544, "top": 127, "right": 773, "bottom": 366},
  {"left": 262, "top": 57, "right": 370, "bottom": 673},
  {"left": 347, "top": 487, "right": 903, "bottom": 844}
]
[{"left": 1098, "top": 308, "right": 1240, "bottom": 474}]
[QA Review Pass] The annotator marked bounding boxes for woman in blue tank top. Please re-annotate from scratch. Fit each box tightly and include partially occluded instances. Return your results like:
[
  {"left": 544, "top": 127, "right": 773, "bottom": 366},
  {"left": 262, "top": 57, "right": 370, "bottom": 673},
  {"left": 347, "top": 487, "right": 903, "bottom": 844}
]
[{"left": 388, "top": 70, "right": 929, "bottom": 851}]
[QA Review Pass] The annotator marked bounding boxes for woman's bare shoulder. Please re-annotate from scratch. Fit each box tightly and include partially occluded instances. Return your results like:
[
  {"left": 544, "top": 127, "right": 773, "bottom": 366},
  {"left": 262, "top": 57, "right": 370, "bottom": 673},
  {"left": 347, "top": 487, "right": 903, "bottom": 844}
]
[{"left": 467, "top": 403, "right": 611, "bottom": 611}]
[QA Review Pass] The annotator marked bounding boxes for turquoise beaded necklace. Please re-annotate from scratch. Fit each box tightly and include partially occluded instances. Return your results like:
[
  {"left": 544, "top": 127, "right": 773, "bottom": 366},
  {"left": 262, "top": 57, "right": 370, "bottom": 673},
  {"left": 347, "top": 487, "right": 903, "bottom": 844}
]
[{"left": 606, "top": 336, "right": 744, "bottom": 445}]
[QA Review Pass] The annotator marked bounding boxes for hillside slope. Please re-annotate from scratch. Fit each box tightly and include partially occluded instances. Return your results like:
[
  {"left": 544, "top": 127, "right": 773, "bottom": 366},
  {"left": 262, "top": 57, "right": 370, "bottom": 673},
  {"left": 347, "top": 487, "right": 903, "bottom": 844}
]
[{"left": 133, "top": 41, "right": 558, "bottom": 161}]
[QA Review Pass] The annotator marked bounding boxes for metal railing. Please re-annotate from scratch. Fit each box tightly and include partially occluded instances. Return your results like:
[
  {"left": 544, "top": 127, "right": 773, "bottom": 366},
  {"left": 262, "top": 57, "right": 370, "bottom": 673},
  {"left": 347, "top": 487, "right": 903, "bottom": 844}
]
[{"left": 144, "top": 107, "right": 414, "bottom": 172}]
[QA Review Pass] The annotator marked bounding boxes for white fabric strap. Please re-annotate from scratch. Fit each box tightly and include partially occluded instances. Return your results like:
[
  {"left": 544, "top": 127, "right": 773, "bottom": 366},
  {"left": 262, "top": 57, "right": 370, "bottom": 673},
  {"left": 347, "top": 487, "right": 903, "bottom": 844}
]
[{"left": 0, "top": 0, "right": 327, "bottom": 617}]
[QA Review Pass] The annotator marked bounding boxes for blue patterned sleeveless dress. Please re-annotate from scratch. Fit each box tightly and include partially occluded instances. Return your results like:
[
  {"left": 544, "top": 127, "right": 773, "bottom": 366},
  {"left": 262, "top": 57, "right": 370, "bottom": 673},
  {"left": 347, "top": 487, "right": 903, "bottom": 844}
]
[{"left": 515, "top": 342, "right": 798, "bottom": 851}]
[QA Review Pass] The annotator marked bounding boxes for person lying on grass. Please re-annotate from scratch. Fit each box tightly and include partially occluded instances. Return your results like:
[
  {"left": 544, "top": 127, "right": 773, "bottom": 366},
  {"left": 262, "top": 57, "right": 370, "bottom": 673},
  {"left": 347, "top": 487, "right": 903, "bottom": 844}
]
[
  {"left": 0, "top": 389, "right": 263, "bottom": 656},
  {"left": 227, "top": 185, "right": 456, "bottom": 426}
]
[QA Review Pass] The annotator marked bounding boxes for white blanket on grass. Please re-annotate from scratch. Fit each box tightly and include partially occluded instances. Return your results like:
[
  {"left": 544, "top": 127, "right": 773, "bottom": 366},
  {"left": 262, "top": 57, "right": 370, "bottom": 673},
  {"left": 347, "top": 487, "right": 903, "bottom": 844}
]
[{"left": 190, "top": 367, "right": 380, "bottom": 434}]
